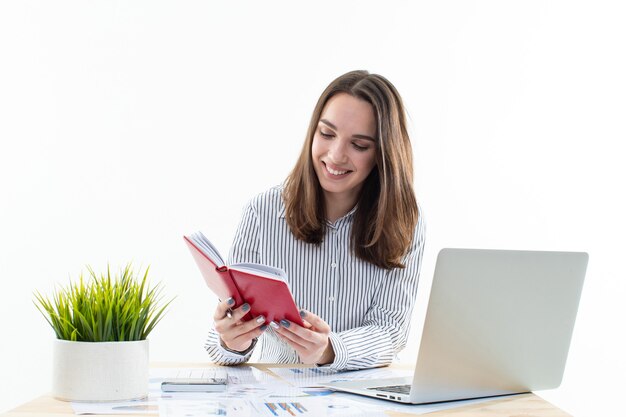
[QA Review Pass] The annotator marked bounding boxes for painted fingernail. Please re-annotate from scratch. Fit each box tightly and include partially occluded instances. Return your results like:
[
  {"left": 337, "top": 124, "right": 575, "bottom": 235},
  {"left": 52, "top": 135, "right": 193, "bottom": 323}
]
[
  {"left": 227, "top": 297, "right": 235, "bottom": 306},
  {"left": 269, "top": 321, "right": 280, "bottom": 329},
  {"left": 299, "top": 310, "right": 306, "bottom": 318},
  {"left": 256, "top": 315, "right": 265, "bottom": 323},
  {"left": 280, "top": 319, "right": 291, "bottom": 328},
  {"left": 242, "top": 303, "right": 250, "bottom": 312},
  {"left": 260, "top": 324, "right": 268, "bottom": 331}
]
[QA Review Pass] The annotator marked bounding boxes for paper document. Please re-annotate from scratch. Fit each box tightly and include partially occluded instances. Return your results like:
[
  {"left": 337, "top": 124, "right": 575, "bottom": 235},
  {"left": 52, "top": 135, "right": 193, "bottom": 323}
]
[
  {"left": 159, "top": 397, "right": 386, "bottom": 417},
  {"left": 70, "top": 365, "right": 512, "bottom": 416},
  {"left": 71, "top": 366, "right": 295, "bottom": 415},
  {"left": 268, "top": 366, "right": 413, "bottom": 387}
]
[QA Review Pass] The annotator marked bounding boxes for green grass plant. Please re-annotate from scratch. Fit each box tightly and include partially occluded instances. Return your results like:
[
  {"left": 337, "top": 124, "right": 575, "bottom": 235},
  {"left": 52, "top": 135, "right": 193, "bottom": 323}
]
[{"left": 34, "top": 264, "right": 173, "bottom": 342}]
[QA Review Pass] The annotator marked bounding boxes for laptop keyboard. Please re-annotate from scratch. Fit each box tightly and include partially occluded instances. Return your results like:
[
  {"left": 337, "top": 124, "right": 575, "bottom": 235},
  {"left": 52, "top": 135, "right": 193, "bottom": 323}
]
[{"left": 367, "top": 384, "right": 411, "bottom": 395}]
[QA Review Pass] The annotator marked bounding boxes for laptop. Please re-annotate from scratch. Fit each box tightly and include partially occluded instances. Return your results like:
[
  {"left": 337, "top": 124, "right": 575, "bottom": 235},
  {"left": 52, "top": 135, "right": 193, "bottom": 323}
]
[{"left": 323, "top": 248, "right": 588, "bottom": 404}]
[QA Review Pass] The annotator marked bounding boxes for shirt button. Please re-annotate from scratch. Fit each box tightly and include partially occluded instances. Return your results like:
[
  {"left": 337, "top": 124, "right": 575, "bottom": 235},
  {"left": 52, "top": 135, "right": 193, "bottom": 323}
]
[
  {"left": 331, "top": 262, "right": 337, "bottom": 268},
  {"left": 328, "top": 296, "right": 335, "bottom": 302}
]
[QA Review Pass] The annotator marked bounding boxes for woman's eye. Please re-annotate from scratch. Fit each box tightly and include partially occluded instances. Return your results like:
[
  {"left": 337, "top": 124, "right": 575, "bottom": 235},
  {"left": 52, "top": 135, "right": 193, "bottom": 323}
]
[
  {"left": 320, "top": 130, "right": 333, "bottom": 138},
  {"left": 352, "top": 143, "right": 369, "bottom": 151}
]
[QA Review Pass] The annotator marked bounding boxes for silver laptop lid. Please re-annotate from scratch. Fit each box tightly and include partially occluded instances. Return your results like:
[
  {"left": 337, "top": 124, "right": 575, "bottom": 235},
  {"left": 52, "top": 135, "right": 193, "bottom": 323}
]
[{"left": 410, "top": 249, "right": 587, "bottom": 403}]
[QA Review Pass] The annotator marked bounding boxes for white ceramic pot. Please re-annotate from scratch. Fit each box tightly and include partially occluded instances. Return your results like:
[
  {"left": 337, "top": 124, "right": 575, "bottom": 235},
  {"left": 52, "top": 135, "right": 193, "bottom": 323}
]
[{"left": 52, "top": 339, "right": 149, "bottom": 402}]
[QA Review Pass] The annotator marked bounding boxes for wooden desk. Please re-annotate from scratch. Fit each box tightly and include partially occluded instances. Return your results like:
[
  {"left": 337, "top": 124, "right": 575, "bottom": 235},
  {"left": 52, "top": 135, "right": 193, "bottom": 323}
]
[{"left": 1, "top": 363, "right": 571, "bottom": 417}]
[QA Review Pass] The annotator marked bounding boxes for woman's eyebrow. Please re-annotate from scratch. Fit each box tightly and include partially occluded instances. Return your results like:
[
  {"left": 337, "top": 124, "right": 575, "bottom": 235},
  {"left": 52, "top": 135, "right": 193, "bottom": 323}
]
[
  {"left": 319, "top": 119, "right": 337, "bottom": 130},
  {"left": 319, "top": 119, "right": 376, "bottom": 142}
]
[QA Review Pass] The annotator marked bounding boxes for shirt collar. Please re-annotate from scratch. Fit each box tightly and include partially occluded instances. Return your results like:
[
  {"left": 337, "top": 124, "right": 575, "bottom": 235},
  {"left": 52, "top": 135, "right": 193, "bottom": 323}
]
[{"left": 326, "top": 204, "right": 358, "bottom": 229}]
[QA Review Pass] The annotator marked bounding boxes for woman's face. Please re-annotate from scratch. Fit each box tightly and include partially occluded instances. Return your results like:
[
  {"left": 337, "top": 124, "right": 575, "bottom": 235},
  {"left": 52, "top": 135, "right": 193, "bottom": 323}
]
[{"left": 311, "top": 93, "right": 377, "bottom": 207}]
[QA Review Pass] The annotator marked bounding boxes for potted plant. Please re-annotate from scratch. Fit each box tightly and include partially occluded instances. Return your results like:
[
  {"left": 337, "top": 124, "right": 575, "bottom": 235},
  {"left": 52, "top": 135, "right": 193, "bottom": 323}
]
[{"left": 34, "top": 264, "right": 172, "bottom": 402}]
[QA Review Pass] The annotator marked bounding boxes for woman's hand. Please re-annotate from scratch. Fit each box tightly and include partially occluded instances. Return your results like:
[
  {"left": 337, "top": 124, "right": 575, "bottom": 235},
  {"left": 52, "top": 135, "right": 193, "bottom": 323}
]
[
  {"left": 273, "top": 310, "right": 335, "bottom": 365},
  {"left": 213, "top": 297, "right": 266, "bottom": 353}
]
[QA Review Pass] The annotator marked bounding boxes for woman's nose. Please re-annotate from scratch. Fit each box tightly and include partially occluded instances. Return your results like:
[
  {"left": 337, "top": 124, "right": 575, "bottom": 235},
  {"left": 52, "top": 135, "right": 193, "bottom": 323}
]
[{"left": 328, "top": 140, "right": 348, "bottom": 164}]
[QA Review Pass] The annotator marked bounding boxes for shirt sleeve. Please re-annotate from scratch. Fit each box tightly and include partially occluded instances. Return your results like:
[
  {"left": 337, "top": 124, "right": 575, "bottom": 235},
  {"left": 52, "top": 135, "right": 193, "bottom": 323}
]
[
  {"left": 327, "top": 211, "right": 426, "bottom": 370},
  {"left": 204, "top": 200, "right": 261, "bottom": 365}
]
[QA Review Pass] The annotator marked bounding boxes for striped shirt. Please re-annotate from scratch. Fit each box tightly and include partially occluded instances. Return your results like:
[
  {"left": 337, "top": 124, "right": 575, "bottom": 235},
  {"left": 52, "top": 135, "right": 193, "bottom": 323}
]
[{"left": 205, "top": 185, "right": 425, "bottom": 370}]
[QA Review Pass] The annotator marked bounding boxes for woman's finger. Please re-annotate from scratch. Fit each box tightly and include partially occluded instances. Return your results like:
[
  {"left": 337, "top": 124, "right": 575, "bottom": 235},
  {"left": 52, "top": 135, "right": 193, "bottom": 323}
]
[
  {"left": 274, "top": 328, "right": 308, "bottom": 351},
  {"left": 299, "top": 310, "right": 331, "bottom": 333},
  {"left": 228, "top": 323, "right": 266, "bottom": 347},
  {"left": 230, "top": 302, "right": 252, "bottom": 321},
  {"left": 213, "top": 297, "right": 236, "bottom": 321},
  {"left": 214, "top": 301, "right": 253, "bottom": 334},
  {"left": 277, "top": 321, "right": 316, "bottom": 348}
]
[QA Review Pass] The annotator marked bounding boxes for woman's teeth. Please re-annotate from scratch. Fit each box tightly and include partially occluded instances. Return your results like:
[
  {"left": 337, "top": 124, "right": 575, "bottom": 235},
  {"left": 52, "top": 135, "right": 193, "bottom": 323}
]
[{"left": 327, "top": 165, "right": 348, "bottom": 175}]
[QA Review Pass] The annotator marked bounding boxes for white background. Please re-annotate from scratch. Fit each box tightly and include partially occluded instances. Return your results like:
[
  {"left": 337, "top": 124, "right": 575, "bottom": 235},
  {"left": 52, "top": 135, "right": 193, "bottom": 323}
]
[{"left": 1, "top": 1, "right": 624, "bottom": 415}]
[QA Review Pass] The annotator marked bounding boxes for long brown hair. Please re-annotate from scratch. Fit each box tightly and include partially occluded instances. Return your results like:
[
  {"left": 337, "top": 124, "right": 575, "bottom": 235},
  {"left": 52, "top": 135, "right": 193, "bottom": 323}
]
[{"left": 283, "top": 70, "right": 418, "bottom": 269}]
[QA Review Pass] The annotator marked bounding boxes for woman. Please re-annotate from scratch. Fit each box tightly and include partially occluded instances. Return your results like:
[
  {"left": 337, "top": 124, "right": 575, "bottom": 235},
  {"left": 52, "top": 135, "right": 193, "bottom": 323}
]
[{"left": 205, "top": 70, "right": 425, "bottom": 370}]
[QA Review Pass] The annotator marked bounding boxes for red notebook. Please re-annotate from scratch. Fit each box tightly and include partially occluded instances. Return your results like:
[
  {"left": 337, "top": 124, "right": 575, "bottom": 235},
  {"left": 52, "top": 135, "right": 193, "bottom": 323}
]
[{"left": 184, "top": 232, "right": 305, "bottom": 327}]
